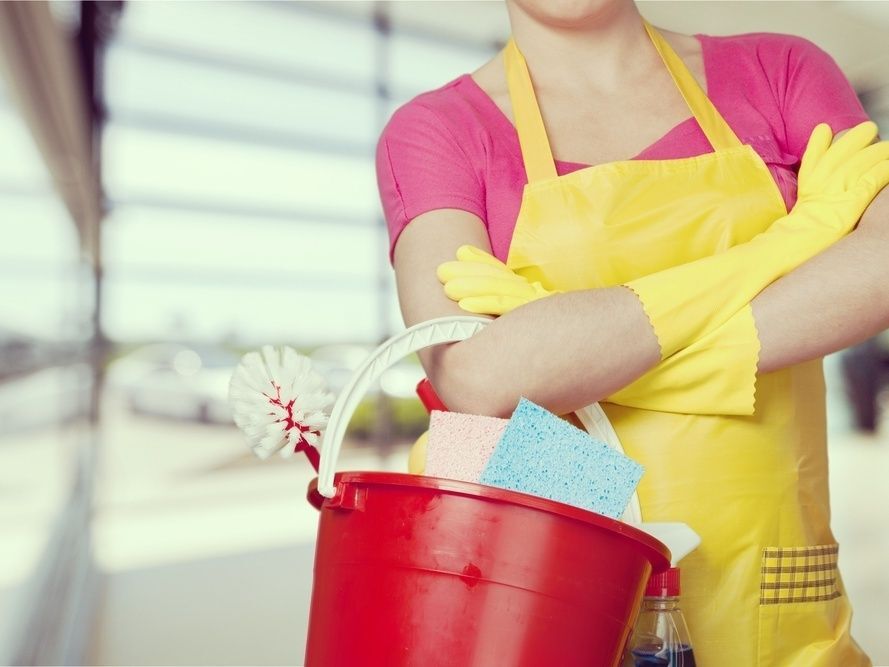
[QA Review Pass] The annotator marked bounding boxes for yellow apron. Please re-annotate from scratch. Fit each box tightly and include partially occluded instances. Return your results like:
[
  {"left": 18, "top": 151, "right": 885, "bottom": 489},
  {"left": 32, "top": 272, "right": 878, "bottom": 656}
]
[{"left": 503, "top": 21, "right": 870, "bottom": 667}]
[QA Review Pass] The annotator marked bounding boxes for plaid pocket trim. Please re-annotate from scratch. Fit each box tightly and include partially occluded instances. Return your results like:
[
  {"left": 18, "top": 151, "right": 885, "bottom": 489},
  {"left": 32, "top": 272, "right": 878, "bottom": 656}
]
[{"left": 760, "top": 544, "right": 841, "bottom": 605}]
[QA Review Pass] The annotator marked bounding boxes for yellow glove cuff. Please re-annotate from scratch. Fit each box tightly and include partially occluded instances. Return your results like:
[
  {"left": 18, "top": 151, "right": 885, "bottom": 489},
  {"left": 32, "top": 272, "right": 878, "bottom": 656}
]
[{"left": 607, "top": 304, "right": 760, "bottom": 416}]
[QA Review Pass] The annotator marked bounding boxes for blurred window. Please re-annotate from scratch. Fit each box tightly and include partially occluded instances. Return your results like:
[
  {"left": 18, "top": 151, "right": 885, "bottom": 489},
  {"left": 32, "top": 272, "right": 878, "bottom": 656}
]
[
  {"left": 0, "top": 50, "right": 91, "bottom": 667},
  {"left": 102, "top": 206, "right": 388, "bottom": 341},
  {"left": 103, "top": 2, "right": 494, "bottom": 346},
  {"left": 115, "top": 1, "right": 377, "bottom": 81},
  {"left": 105, "top": 45, "right": 377, "bottom": 146},
  {"left": 0, "top": 108, "right": 52, "bottom": 192},
  {"left": 390, "top": 32, "right": 490, "bottom": 96},
  {"left": 0, "top": 80, "right": 84, "bottom": 341},
  {"left": 103, "top": 126, "right": 378, "bottom": 216},
  {"left": 104, "top": 208, "right": 379, "bottom": 277}
]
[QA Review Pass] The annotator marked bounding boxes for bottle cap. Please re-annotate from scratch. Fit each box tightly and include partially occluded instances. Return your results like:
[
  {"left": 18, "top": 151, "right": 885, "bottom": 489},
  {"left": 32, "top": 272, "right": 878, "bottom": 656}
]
[{"left": 645, "top": 566, "right": 680, "bottom": 597}]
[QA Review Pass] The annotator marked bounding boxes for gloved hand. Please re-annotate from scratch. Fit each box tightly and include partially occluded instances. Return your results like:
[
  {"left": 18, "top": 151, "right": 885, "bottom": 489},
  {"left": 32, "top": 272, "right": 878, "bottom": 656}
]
[
  {"left": 625, "top": 120, "right": 889, "bottom": 360},
  {"left": 437, "top": 244, "right": 561, "bottom": 316}
]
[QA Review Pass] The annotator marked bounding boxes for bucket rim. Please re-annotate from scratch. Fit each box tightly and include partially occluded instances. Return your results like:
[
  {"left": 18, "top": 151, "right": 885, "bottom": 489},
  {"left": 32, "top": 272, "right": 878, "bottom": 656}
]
[{"left": 307, "top": 471, "right": 671, "bottom": 571}]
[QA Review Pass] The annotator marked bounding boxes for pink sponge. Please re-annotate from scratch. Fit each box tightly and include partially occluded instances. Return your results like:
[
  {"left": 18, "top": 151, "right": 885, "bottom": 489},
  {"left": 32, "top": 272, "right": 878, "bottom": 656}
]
[{"left": 425, "top": 410, "right": 508, "bottom": 482}]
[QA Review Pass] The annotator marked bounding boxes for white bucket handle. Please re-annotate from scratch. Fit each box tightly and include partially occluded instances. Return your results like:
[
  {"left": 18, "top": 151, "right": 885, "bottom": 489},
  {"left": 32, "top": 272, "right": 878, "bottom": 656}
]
[{"left": 317, "top": 315, "right": 643, "bottom": 523}]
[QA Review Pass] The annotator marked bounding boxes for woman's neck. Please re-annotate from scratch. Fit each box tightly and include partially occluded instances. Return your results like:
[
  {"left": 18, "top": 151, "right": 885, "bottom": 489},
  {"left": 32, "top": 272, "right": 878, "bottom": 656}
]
[{"left": 506, "top": 1, "right": 656, "bottom": 93}]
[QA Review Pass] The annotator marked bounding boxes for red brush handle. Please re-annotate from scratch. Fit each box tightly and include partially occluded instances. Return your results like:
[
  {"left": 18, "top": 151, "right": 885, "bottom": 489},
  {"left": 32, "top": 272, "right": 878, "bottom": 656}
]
[
  {"left": 302, "top": 380, "right": 441, "bottom": 475},
  {"left": 296, "top": 440, "right": 320, "bottom": 472},
  {"left": 416, "top": 378, "right": 448, "bottom": 413}
]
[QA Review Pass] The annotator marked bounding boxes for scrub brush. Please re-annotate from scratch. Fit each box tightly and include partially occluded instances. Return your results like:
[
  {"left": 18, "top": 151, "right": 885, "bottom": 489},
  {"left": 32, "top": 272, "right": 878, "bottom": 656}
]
[{"left": 228, "top": 345, "right": 334, "bottom": 469}]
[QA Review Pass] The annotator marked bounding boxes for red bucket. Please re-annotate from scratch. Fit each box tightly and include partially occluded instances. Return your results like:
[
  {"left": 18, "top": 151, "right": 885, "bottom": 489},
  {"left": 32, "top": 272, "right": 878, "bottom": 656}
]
[
  {"left": 304, "top": 472, "right": 670, "bottom": 667},
  {"left": 302, "top": 317, "right": 670, "bottom": 666}
]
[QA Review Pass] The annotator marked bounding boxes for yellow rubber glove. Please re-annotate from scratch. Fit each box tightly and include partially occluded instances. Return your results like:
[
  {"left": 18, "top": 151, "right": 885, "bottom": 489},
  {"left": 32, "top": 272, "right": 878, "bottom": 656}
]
[
  {"left": 437, "top": 245, "right": 561, "bottom": 316},
  {"left": 607, "top": 304, "right": 761, "bottom": 415},
  {"left": 625, "top": 121, "right": 889, "bottom": 360},
  {"left": 615, "top": 122, "right": 889, "bottom": 416}
]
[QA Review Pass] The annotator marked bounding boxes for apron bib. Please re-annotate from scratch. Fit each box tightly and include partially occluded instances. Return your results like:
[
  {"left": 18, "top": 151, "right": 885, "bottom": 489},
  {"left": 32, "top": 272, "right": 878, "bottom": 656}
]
[{"left": 503, "top": 20, "right": 869, "bottom": 667}]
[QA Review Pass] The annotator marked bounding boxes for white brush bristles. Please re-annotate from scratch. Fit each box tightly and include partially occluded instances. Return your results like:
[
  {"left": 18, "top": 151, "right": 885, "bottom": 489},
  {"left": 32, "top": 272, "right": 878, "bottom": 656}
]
[{"left": 228, "top": 345, "right": 335, "bottom": 460}]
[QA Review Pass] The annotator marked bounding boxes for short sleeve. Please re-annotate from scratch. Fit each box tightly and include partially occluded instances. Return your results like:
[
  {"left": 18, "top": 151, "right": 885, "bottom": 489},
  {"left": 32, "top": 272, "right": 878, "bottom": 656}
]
[
  {"left": 375, "top": 102, "right": 486, "bottom": 263},
  {"left": 771, "top": 35, "right": 870, "bottom": 158}
]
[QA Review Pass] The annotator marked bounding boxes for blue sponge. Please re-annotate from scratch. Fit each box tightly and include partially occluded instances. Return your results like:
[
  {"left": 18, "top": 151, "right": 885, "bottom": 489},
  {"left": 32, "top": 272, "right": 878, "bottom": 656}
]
[{"left": 479, "top": 398, "right": 643, "bottom": 519}]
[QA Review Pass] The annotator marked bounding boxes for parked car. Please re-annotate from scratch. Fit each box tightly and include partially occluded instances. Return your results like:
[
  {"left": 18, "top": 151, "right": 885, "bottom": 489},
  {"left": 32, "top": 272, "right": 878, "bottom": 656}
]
[{"left": 107, "top": 342, "right": 239, "bottom": 423}]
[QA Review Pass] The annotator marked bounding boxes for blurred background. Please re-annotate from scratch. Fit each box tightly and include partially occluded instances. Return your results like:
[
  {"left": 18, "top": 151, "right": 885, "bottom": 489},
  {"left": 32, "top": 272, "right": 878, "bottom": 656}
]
[{"left": 0, "top": 1, "right": 887, "bottom": 665}]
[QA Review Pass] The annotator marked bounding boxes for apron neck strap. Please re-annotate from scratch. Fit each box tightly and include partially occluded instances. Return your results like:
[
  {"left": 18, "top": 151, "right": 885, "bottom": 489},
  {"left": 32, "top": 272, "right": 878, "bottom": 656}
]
[
  {"left": 504, "top": 36, "right": 558, "bottom": 183},
  {"left": 504, "top": 19, "right": 742, "bottom": 185},
  {"left": 642, "top": 19, "right": 741, "bottom": 152}
]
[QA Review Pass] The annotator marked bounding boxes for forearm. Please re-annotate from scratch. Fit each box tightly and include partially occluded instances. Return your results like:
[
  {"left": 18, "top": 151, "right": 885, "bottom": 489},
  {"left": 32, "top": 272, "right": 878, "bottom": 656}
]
[
  {"left": 434, "top": 285, "right": 660, "bottom": 417},
  {"left": 395, "top": 212, "right": 659, "bottom": 417},
  {"left": 753, "top": 193, "right": 889, "bottom": 373}
]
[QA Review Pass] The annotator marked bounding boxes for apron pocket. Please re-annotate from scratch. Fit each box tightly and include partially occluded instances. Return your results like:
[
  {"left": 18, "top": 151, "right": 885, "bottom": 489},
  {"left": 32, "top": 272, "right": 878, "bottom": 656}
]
[{"left": 757, "top": 544, "right": 870, "bottom": 667}]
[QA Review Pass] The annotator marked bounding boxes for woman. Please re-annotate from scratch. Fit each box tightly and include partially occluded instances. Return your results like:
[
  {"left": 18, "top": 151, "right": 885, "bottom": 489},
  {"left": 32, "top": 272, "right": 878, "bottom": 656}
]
[{"left": 375, "top": 1, "right": 889, "bottom": 665}]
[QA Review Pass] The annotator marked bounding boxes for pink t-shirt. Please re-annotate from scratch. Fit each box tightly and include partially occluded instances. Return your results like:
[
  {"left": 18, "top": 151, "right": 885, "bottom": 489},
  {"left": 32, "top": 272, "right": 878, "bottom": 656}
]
[{"left": 376, "top": 32, "right": 869, "bottom": 263}]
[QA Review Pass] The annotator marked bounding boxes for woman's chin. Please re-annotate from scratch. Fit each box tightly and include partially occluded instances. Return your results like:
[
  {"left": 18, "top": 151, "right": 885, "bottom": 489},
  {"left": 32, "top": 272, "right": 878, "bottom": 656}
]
[{"left": 508, "top": 0, "right": 633, "bottom": 30}]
